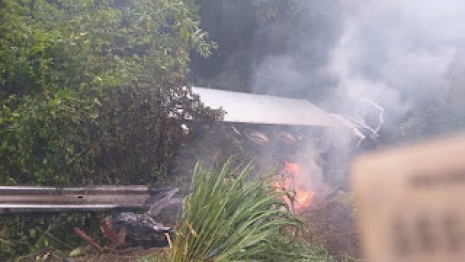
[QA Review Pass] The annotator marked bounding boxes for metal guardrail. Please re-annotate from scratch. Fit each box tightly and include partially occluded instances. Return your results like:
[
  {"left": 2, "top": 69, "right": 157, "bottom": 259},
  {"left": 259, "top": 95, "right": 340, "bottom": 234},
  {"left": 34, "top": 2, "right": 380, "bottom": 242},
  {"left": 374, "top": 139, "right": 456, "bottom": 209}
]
[{"left": 0, "top": 186, "right": 176, "bottom": 214}]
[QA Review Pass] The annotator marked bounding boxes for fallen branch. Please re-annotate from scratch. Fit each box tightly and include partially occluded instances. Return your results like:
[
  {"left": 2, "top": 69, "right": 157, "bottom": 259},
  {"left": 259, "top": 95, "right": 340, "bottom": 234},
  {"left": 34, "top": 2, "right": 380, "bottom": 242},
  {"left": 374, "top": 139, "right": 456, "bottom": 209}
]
[{"left": 74, "top": 227, "right": 104, "bottom": 252}]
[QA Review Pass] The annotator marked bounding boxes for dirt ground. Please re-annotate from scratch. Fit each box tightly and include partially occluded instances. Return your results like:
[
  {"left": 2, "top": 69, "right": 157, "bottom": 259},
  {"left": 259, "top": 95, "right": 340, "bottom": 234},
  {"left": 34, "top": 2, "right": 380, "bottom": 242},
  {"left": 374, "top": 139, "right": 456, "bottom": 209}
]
[
  {"left": 74, "top": 248, "right": 168, "bottom": 262},
  {"left": 299, "top": 190, "right": 361, "bottom": 259},
  {"left": 22, "top": 247, "right": 168, "bottom": 262}
]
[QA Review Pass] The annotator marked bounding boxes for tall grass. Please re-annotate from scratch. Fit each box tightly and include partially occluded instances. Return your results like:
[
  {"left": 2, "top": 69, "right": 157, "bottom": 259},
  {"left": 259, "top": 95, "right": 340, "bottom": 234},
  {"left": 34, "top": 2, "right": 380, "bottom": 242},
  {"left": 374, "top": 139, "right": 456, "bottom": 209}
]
[{"left": 169, "top": 160, "right": 332, "bottom": 262}]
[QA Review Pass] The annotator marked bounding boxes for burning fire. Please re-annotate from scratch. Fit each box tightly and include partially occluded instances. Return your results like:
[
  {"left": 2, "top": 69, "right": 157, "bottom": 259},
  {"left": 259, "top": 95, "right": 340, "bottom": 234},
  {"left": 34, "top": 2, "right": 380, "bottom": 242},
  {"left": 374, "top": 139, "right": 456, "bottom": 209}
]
[
  {"left": 284, "top": 162, "right": 302, "bottom": 175},
  {"left": 274, "top": 162, "right": 315, "bottom": 210}
]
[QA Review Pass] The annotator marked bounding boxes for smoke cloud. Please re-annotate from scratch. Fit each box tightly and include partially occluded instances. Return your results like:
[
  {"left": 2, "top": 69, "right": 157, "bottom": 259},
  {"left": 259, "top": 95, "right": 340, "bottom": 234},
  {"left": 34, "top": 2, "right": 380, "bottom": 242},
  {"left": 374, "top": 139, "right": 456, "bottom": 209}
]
[
  {"left": 251, "top": 0, "right": 465, "bottom": 192},
  {"left": 252, "top": 0, "right": 465, "bottom": 122}
]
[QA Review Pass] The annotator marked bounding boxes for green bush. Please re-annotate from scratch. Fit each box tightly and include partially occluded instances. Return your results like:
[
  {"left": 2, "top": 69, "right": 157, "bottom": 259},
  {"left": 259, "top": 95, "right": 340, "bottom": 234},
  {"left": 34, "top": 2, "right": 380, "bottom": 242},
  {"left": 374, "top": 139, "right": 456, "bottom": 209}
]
[
  {"left": 169, "top": 160, "right": 333, "bottom": 262},
  {"left": 0, "top": 0, "right": 222, "bottom": 186},
  {"left": 0, "top": 0, "right": 223, "bottom": 259},
  {"left": 0, "top": 212, "right": 104, "bottom": 261}
]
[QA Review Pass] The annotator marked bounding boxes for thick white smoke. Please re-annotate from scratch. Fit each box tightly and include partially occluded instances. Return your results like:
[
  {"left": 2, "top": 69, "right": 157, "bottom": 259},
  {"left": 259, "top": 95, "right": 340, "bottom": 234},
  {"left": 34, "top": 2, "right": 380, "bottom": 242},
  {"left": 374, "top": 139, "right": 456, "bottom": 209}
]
[
  {"left": 251, "top": 0, "right": 465, "bottom": 192},
  {"left": 326, "top": 0, "right": 465, "bottom": 118},
  {"left": 253, "top": 0, "right": 465, "bottom": 121}
]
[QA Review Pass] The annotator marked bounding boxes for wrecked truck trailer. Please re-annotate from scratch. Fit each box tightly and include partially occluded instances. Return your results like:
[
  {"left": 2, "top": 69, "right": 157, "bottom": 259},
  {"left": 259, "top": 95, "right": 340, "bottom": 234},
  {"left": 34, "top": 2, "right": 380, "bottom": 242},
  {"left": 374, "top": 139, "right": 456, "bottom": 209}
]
[
  {"left": 189, "top": 87, "right": 384, "bottom": 185},
  {"left": 190, "top": 87, "right": 383, "bottom": 149}
]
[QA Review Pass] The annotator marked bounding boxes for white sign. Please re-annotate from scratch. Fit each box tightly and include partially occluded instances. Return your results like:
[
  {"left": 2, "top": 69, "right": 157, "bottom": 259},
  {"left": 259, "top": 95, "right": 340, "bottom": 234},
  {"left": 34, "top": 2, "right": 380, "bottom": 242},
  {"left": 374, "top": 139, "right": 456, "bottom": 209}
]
[{"left": 351, "top": 135, "right": 465, "bottom": 262}]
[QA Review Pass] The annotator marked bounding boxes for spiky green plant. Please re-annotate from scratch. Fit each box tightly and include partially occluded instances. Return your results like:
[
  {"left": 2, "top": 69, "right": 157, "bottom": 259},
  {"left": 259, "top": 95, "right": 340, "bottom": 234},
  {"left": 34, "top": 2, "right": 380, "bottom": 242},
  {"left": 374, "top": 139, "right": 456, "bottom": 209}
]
[{"left": 169, "top": 160, "right": 332, "bottom": 262}]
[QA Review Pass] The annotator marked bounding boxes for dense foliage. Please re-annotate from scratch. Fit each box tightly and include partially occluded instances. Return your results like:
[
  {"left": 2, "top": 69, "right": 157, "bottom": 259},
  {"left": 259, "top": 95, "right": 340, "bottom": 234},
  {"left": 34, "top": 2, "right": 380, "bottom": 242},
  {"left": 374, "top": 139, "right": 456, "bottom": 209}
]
[{"left": 0, "top": 0, "right": 221, "bottom": 186}]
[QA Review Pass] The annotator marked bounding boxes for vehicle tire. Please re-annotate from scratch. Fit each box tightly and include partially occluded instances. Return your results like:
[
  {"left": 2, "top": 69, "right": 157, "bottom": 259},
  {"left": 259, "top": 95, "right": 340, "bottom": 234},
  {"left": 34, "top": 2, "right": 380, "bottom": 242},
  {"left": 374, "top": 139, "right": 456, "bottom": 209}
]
[
  {"left": 244, "top": 128, "right": 269, "bottom": 147},
  {"left": 276, "top": 131, "right": 298, "bottom": 145}
]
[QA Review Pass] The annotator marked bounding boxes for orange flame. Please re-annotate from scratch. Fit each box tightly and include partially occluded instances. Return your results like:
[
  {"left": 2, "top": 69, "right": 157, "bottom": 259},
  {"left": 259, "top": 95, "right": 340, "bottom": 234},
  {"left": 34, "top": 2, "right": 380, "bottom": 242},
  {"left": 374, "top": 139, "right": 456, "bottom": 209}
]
[
  {"left": 278, "top": 162, "right": 314, "bottom": 210},
  {"left": 295, "top": 188, "right": 314, "bottom": 207},
  {"left": 284, "top": 162, "right": 302, "bottom": 175}
]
